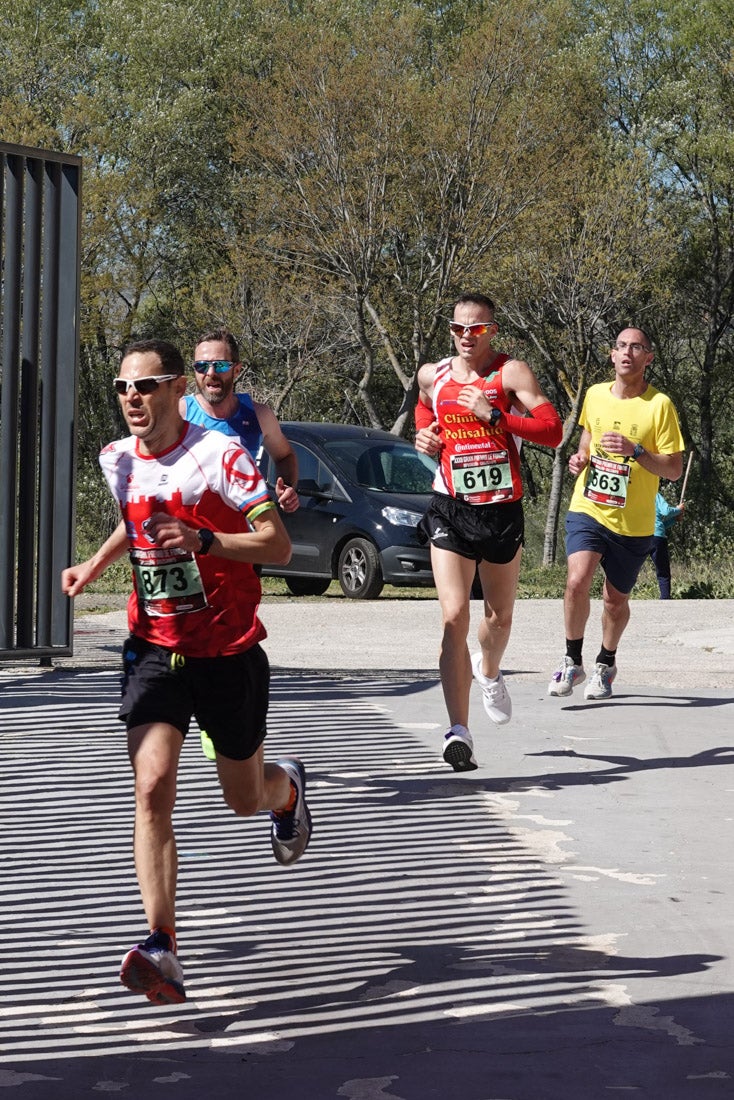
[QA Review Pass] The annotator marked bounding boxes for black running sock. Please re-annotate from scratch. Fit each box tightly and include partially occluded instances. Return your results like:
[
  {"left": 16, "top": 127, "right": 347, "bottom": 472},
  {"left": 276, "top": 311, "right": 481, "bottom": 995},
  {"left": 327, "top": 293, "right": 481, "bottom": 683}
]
[
  {"left": 595, "top": 645, "right": 617, "bottom": 667},
  {"left": 153, "top": 926, "right": 177, "bottom": 954},
  {"left": 565, "top": 638, "right": 583, "bottom": 666}
]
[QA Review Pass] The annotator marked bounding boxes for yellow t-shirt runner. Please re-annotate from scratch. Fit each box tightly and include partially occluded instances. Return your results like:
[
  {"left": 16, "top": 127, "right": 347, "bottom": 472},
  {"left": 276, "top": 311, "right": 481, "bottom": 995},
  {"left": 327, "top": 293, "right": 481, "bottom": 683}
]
[{"left": 569, "top": 382, "right": 685, "bottom": 538}]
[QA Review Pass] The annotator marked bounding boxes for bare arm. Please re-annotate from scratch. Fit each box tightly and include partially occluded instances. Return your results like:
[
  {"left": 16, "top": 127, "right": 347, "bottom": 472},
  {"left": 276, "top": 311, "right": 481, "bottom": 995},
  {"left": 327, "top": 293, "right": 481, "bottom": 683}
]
[
  {"left": 569, "top": 428, "right": 592, "bottom": 476},
  {"left": 456, "top": 358, "right": 562, "bottom": 447},
  {"left": 61, "top": 520, "right": 128, "bottom": 597},
  {"left": 141, "top": 506, "right": 292, "bottom": 565},
  {"left": 255, "top": 402, "right": 299, "bottom": 512},
  {"left": 635, "top": 449, "right": 683, "bottom": 480},
  {"left": 600, "top": 432, "right": 684, "bottom": 481},
  {"left": 502, "top": 358, "right": 555, "bottom": 413}
]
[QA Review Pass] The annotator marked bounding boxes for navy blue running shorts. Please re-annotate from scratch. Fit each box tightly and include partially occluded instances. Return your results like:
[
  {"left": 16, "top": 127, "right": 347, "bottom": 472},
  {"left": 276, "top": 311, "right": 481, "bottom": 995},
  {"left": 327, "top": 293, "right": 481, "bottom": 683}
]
[
  {"left": 418, "top": 493, "right": 524, "bottom": 564},
  {"left": 565, "top": 511, "right": 654, "bottom": 595},
  {"left": 119, "top": 635, "right": 269, "bottom": 760}
]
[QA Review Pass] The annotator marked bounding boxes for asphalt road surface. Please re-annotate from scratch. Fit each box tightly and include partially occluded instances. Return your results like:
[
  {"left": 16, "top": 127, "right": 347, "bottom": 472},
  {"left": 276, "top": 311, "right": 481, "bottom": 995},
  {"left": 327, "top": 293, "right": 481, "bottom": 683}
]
[{"left": 1, "top": 598, "right": 731, "bottom": 1099}]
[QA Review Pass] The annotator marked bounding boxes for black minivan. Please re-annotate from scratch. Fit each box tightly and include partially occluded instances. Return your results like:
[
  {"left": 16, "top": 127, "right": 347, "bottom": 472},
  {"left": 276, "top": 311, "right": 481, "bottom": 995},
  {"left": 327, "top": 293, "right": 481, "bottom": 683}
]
[{"left": 259, "top": 422, "right": 436, "bottom": 599}]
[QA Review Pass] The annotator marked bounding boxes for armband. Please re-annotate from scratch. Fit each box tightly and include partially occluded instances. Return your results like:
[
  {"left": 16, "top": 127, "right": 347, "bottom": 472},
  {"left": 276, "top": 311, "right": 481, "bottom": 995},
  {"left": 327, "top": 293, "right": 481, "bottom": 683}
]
[
  {"left": 415, "top": 398, "right": 435, "bottom": 431},
  {"left": 500, "top": 401, "right": 562, "bottom": 448}
]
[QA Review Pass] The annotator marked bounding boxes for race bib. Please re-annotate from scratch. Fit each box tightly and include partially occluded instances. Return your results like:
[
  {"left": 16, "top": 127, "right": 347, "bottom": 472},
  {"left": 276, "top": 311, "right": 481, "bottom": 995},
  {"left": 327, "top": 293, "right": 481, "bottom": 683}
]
[
  {"left": 583, "top": 455, "right": 630, "bottom": 508},
  {"left": 451, "top": 450, "right": 513, "bottom": 501},
  {"left": 130, "top": 546, "right": 209, "bottom": 617}
]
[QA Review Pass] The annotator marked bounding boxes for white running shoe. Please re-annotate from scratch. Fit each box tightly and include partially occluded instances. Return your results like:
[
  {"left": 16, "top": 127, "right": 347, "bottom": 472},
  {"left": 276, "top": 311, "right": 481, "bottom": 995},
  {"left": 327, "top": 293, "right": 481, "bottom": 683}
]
[
  {"left": 584, "top": 662, "right": 617, "bottom": 700},
  {"left": 548, "top": 655, "right": 586, "bottom": 697},
  {"left": 471, "top": 653, "right": 512, "bottom": 725},
  {"left": 120, "top": 930, "right": 186, "bottom": 1004},
  {"left": 442, "top": 726, "right": 477, "bottom": 772}
]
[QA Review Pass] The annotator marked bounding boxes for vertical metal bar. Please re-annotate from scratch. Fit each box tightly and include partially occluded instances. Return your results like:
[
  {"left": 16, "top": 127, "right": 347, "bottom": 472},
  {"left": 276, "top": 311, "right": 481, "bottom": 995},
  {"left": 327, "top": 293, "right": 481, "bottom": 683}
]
[
  {"left": 17, "top": 158, "right": 42, "bottom": 647},
  {"left": 0, "top": 142, "right": 81, "bottom": 660},
  {"left": 0, "top": 153, "right": 4, "bottom": 321},
  {"left": 0, "top": 154, "right": 23, "bottom": 650},
  {"left": 49, "top": 161, "right": 82, "bottom": 649},
  {"left": 37, "top": 161, "right": 61, "bottom": 648},
  {"left": 0, "top": 155, "right": 4, "bottom": 645}
]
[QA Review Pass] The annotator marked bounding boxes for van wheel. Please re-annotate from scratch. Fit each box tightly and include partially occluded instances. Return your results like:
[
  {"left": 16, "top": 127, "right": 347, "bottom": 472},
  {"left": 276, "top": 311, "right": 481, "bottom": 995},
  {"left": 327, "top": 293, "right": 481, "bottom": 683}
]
[
  {"left": 285, "top": 577, "right": 331, "bottom": 597},
  {"left": 338, "top": 538, "right": 384, "bottom": 599}
]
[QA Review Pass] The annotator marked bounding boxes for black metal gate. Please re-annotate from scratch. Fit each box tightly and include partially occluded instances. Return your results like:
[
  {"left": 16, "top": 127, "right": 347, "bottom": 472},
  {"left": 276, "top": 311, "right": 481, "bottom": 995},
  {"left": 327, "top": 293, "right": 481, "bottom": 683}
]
[{"left": 0, "top": 141, "right": 82, "bottom": 660}]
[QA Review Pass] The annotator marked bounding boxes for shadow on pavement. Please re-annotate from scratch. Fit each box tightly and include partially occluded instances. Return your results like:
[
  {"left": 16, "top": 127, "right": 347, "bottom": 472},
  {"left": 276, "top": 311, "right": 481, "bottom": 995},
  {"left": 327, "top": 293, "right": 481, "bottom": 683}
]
[{"left": 1, "top": 668, "right": 732, "bottom": 1098}]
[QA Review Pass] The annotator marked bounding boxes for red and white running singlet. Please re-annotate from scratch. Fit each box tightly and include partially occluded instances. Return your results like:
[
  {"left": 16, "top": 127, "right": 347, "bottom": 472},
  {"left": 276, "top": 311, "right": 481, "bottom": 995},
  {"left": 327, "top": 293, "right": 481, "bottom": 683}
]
[
  {"left": 431, "top": 356, "right": 523, "bottom": 505},
  {"left": 99, "top": 422, "right": 274, "bottom": 657}
]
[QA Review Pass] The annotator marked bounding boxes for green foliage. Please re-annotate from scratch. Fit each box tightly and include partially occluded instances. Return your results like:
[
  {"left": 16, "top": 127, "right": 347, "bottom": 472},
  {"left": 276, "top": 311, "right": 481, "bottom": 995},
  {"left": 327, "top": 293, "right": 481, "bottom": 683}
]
[{"left": 1, "top": 0, "right": 732, "bottom": 575}]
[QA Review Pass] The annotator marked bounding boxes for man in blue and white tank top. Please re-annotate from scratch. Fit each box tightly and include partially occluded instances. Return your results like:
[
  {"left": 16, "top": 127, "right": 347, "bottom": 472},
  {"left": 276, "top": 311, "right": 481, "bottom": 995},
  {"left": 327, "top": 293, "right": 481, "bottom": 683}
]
[{"left": 183, "top": 328, "right": 299, "bottom": 513}]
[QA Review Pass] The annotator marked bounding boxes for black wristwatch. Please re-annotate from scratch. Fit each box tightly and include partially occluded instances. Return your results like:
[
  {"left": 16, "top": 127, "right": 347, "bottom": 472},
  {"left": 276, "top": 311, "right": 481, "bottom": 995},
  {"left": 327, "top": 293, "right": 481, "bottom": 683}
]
[
  {"left": 489, "top": 407, "right": 502, "bottom": 427},
  {"left": 197, "top": 527, "right": 215, "bottom": 555},
  {"left": 632, "top": 443, "right": 645, "bottom": 460}
]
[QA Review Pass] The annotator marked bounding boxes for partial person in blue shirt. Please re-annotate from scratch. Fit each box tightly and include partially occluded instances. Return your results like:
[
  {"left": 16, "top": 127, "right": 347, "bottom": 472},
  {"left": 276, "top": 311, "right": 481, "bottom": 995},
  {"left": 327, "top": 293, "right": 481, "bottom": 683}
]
[
  {"left": 649, "top": 491, "right": 684, "bottom": 599},
  {"left": 185, "top": 328, "right": 300, "bottom": 762},
  {"left": 183, "top": 328, "right": 299, "bottom": 513}
]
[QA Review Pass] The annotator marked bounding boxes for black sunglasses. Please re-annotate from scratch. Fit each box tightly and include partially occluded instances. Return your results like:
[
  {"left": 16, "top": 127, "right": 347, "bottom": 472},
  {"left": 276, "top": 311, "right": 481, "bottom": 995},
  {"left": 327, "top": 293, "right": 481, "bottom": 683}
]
[{"left": 113, "top": 374, "right": 179, "bottom": 396}]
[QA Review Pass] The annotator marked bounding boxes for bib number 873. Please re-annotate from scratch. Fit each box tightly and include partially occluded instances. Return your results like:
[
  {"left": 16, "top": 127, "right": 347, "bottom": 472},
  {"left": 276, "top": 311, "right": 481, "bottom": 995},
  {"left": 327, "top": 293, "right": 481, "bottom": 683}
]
[{"left": 138, "top": 565, "right": 189, "bottom": 596}]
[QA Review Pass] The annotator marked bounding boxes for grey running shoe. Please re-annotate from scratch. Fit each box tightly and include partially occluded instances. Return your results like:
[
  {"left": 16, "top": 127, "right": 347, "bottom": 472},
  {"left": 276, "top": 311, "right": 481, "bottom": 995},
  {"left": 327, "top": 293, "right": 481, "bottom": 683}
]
[
  {"left": 120, "top": 929, "right": 186, "bottom": 1004},
  {"left": 442, "top": 726, "right": 478, "bottom": 772},
  {"left": 548, "top": 655, "right": 586, "bottom": 697},
  {"left": 270, "top": 757, "right": 312, "bottom": 866},
  {"left": 471, "top": 653, "right": 512, "bottom": 724},
  {"left": 584, "top": 662, "right": 617, "bottom": 700}
]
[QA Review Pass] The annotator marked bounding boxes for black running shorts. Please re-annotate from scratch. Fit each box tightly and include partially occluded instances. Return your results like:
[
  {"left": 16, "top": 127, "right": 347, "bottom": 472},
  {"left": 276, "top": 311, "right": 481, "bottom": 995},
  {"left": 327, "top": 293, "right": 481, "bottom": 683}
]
[
  {"left": 418, "top": 492, "right": 524, "bottom": 564},
  {"left": 119, "top": 635, "right": 270, "bottom": 761}
]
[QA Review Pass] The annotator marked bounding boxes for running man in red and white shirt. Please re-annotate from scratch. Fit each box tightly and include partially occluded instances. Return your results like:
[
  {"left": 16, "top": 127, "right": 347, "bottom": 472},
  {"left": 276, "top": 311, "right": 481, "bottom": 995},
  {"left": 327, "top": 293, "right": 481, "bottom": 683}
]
[
  {"left": 62, "top": 339, "right": 312, "bottom": 1006},
  {"left": 415, "top": 294, "right": 562, "bottom": 772}
]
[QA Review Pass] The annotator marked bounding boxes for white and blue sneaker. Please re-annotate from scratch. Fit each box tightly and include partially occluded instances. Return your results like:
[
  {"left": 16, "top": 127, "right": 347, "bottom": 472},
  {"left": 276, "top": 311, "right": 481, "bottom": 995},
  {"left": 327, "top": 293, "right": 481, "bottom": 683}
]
[
  {"left": 442, "top": 725, "right": 478, "bottom": 772},
  {"left": 584, "top": 662, "right": 617, "bottom": 700},
  {"left": 120, "top": 929, "right": 186, "bottom": 1004},
  {"left": 548, "top": 655, "right": 586, "bottom": 697},
  {"left": 270, "top": 757, "right": 312, "bottom": 866}
]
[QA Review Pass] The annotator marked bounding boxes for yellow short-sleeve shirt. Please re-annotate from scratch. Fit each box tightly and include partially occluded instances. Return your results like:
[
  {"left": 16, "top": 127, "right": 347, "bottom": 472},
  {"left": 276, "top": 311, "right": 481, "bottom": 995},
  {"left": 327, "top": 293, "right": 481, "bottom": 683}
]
[{"left": 569, "top": 382, "right": 684, "bottom": 537}]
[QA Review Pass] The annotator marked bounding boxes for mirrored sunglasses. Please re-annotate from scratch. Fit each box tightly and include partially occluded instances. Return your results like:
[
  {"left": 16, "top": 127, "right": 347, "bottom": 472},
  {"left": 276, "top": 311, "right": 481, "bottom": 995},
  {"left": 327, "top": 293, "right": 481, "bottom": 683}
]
[
  {"left": 192, "top": 359, "right": 234, "bottom": 374},
  {"left": 113, "top": 374, "right": 179, "bottom": 396},
  {"left": 449, "top": 322, "right": 494, "bottom": 338}
]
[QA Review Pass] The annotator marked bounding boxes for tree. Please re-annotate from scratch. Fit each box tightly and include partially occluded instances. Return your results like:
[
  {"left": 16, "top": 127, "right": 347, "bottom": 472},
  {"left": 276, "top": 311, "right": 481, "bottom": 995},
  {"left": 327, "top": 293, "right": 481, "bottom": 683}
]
[
  {"left": 228, "top": 0, "right": 592, "bottom": 431},
  {"left": 496, "top": 150, "right": 675, "bottom": 563},
  {"left": 584, "top": 0, "right": 734, "bottom": 514},
  {"left": 0, "top": 0, "right": 97, "bottom": 148}
]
